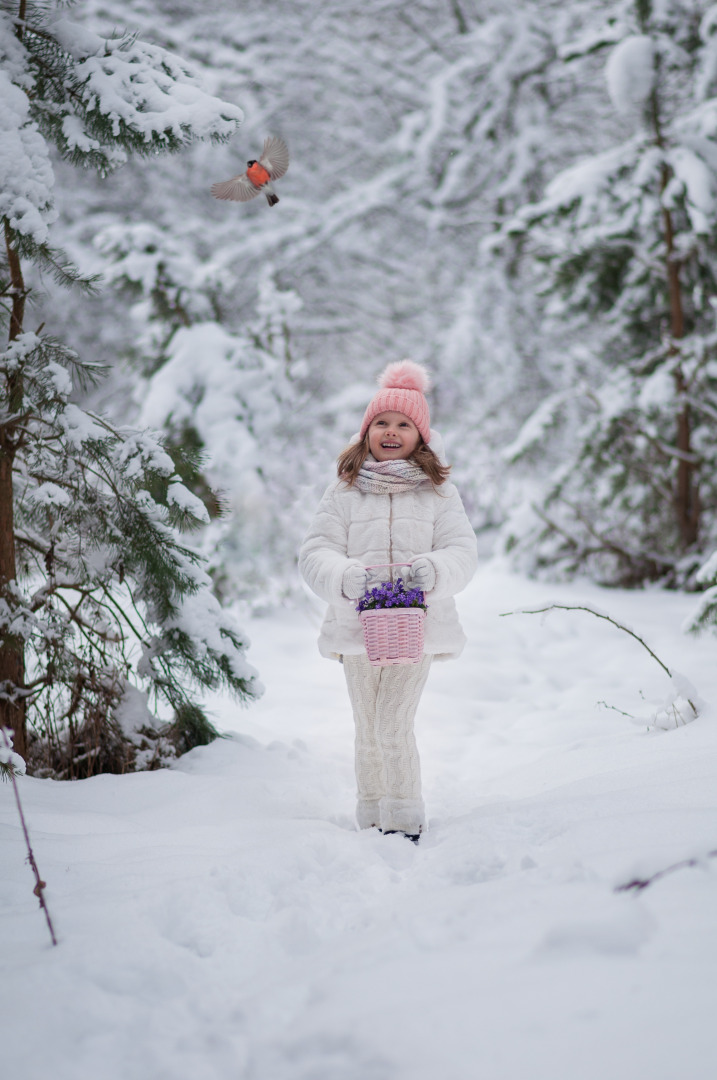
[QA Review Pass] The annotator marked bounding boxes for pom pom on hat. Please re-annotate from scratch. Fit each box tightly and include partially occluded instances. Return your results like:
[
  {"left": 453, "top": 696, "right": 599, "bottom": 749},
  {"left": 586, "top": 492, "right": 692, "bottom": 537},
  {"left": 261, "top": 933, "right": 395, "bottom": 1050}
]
[
  {"left": 378, "top": 360, "right": 431, "bottom": 394},
  {"left": 360, "top": 359, "right": 432, "bottom": 444}
]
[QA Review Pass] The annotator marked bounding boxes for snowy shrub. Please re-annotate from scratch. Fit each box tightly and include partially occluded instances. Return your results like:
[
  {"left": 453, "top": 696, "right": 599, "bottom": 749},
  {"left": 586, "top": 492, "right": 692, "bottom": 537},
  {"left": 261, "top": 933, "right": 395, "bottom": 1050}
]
[{"left": 1, "top": 330, "right": 262, "bottom": 778}]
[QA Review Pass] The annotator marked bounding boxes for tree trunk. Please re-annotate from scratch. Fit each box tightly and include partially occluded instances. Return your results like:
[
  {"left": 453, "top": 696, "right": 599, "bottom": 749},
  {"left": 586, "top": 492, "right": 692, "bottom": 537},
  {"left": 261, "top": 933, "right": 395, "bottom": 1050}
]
[
  {"left": 652, "top": 73, "right": 700, "bottom": 549},
  {"left": 661, "top": 178, "right": 699, "bottom": 547},
  {"left": 1, "top": 222, "right": 27, "bottom": 757}
]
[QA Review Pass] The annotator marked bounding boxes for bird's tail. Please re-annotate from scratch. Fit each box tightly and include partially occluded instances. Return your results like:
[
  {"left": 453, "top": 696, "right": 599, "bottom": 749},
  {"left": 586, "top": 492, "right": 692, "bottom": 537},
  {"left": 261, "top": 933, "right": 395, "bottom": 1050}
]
[{"left": 265, "top": 192, "right": 279, "bottom": 207}]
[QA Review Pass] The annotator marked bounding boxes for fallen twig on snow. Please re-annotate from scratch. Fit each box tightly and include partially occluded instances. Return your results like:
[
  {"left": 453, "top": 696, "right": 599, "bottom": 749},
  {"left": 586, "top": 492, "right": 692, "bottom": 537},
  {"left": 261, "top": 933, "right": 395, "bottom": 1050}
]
[
  {"left": 500, "top": 602, "right": 673, "bottom": 677},
  {"left": 616, "top": 849, "right": 717, "bottom": 893},
  {"left": 499, "top": 602, "right": 698, "bottom": 720},
  {"left": 1, "top": 728, "right": 58, "bottom": 946},
  {"left": 596, "top": 700, "right": 636, "bottom": 720}
]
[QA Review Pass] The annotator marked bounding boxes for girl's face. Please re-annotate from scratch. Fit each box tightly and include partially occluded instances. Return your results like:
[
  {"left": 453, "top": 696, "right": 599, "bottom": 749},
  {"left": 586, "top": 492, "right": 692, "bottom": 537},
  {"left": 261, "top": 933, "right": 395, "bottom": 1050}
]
[{"left": 368, "top": 411, "right": 421, "bottom": 461}]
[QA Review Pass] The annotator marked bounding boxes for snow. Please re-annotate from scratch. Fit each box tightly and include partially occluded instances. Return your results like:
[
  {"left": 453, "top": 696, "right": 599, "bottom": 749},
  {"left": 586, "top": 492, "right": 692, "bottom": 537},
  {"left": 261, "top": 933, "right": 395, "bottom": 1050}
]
[
  {"left": 558, "top": 23, "right": 624, "bottom": 61},
  {"left": 113, "top": 684, "right": 166, "bottom": 771},
  {"left": 3, "top": 568, "right": 717, "bottom": 1079},
  {"left": 1, "top": 332, "right": 41, "bottom": 375},
  {"left": 684, "top": 583, "right": 717, "bottom": 631},
  {"left": 605, "top": 35, "right": 655, "bottom": 118},
  {"left": 29, "top": 482, "right": 73, "bottom": 508},
  {"left": 0, "top": 730, "right": 26, "bottom": 776},
  {"left": 501, "top": 390, "right": 572, "bottom": 461},
  {"left": 516, "top": 143, "right": 634, "bottom": 226},
  {"left": 135, "top": 322, "right": 268, "bottom": 510},
  {"left": 60, "top": 112, "right": 102, "bottom": 155},
  {"left": 701, "top": 3, "right": 717, "bottom": 41},
  {"left": 696, "top": 549, "right": 717, "bottom": 583},
  {"left": 45, "top": 360, "right": 73, "bottom": 398},
  {"left": 637, "top": 366, "right": 674, "bottom": 410},
  {"left": 163, "top": 575, "right": 263, "bottom": 692},
  {"left": 167, "top": 481, "right": 211, "bottom": 523},
  {"left": 0, "top": 71, "right": 56, "bottom": 244},
  {"left": 116, "top": 430, "right": 175, "bottom": 478},
  {"left": 51, "top": 18, "right": 108, "bottom": 61},
  {"left": 667, "top": 145, "right": 716, "bottom": 234},
  {"left": 58, "top": 404, "right": 107, "bottom": 448}
]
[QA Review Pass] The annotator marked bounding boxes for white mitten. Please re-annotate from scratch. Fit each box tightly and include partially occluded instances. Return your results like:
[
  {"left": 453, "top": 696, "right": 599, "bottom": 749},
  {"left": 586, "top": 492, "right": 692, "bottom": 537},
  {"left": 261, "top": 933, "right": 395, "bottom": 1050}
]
[
  {"left": 342, "top": 565, "right": 368, "bottom": 600},
  {"left": 409, "top": 557, "right": 436, "bottom": 593}
]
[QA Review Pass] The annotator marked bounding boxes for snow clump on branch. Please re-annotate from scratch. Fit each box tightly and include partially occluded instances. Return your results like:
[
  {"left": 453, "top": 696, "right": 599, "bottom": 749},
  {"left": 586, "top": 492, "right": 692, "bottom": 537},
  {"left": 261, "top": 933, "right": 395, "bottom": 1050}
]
[{"left": 605, "top": 36, "right": 656, "bottom": 118}]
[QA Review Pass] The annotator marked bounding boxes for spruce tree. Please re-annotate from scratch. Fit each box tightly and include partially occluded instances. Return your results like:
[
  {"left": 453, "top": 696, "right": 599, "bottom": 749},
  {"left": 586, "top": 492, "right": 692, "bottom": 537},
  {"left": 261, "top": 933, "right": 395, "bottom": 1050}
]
[
  {"left": 0, "top": 1, "right": 261, "bottom": 775},
  {"left": 500, "top": 0, "right": 717, "bottom": 585},
  {"left": 93, "top": 222, "right": 309, "bottom": 599}
]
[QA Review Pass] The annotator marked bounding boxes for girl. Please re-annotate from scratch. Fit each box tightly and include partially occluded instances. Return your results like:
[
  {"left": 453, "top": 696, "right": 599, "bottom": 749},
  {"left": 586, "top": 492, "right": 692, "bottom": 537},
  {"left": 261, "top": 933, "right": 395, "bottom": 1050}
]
[{"left": 299, "top": 361, "right": 477, "bottom": 841}]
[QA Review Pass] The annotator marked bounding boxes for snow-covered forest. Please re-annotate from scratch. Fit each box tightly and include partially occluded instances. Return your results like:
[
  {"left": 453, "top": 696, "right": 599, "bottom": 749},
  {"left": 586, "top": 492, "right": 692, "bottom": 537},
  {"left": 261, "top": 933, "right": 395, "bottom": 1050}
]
[
  {"left": 2, "top": 0, "right": 717, "bottom": 1076},
  {"left": 15, "top": 0, "right": 717, "bottom": 593}
]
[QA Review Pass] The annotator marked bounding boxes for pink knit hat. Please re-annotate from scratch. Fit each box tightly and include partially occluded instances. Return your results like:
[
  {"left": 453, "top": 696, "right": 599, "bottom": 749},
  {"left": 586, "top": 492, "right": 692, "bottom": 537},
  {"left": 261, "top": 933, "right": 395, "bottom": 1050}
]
[{"left": 359, "top": 360, "right": 431, "bottom": 444}]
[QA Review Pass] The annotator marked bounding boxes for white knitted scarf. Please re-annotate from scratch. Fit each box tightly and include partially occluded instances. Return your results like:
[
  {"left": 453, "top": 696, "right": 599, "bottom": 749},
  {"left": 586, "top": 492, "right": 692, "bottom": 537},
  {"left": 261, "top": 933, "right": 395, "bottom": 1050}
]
[{"left": 355, "top": 457, "right": 428, "bottom": 495}]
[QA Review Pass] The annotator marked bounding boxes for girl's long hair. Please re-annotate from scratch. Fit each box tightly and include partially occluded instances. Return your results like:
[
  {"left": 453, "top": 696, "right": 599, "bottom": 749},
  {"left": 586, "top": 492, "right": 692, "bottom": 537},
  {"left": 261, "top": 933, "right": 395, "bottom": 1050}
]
[{"left": 337, "top": 433, "right": 451, "bottom": 487}]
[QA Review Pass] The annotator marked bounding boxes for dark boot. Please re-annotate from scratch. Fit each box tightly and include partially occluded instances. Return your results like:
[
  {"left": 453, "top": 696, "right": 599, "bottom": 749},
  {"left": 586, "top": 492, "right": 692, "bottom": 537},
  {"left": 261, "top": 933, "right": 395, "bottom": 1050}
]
[{"left": 382, "top": 830, "right": 420, "bottom": 845}]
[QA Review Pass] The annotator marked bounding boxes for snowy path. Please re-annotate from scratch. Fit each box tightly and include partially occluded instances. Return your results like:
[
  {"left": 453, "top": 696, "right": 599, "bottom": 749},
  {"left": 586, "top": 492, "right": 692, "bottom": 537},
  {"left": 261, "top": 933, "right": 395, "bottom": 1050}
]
[{"left": 2, "top": 568, "right": 717, "bottom": 1080}]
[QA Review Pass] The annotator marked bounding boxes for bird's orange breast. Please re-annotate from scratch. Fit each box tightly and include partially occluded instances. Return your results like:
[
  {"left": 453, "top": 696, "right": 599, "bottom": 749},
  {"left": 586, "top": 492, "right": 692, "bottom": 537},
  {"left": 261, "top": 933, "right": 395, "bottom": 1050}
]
[{"left": 247, "top": 162, "right": 270, "bottom": 186}]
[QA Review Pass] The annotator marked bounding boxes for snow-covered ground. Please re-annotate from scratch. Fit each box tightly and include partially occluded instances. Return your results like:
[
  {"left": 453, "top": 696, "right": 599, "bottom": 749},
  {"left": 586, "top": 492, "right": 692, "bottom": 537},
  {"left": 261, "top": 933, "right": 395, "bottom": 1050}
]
[{"left": 2, "top": 567, "right": 717, "bottom": 1080}]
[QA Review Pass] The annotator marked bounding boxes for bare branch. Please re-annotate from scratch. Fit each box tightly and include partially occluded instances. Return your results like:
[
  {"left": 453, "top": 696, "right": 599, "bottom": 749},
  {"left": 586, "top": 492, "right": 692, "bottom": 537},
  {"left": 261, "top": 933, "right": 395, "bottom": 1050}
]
[
  {"left": 616, "top": 849, "right": 717, "bottom": 893},
  {"left": 0, "top": 727, "right": 58, "bottom": 946},
  {"left": 559, "top": 497, "right": 675, "bottom": 571},
  {"left": 499, "top": 602, "right": 673, "bottom": 678}
]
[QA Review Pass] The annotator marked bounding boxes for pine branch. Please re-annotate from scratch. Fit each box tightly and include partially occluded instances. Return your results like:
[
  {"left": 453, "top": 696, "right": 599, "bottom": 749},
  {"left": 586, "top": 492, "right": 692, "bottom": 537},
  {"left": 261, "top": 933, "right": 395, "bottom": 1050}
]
[
  {"left": 5, "top": 231, "right": 99, "bottom": 295},
  {"left": 53, "top": 592, "right": 120, "bottom": 649},
  {"left": 98, "top": 582, "right": 152, "bottom": 645}
]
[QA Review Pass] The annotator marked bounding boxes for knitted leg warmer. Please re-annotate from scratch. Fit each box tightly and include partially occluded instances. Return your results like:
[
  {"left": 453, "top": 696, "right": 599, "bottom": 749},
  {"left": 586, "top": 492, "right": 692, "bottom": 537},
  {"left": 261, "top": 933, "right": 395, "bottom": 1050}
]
[
  {"left": 343, "top": 656, "right": 383, "bottom": 828},
  {"left": 343, "top": 653, "right": 432, "bottom": 834}
]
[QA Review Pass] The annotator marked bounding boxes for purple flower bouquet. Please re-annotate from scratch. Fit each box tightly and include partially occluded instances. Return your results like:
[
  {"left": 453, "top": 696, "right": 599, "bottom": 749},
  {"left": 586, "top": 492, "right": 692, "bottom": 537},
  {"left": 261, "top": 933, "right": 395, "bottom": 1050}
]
[
  {"left": 357, "top": 577, "right": 427, "bottom": 666},
  {"left": 356, "top": 577, "right": 428, "bottom": 613}
]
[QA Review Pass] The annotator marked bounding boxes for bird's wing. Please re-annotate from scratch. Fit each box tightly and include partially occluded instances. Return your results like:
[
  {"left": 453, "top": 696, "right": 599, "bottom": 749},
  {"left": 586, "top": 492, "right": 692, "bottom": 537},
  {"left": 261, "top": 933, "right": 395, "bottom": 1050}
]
[
  {"left": 259, "top": 136, "right": 289, "bottom": 180},
  {"left": 210, "top": 174, "right": 259, "bottom": 202}
]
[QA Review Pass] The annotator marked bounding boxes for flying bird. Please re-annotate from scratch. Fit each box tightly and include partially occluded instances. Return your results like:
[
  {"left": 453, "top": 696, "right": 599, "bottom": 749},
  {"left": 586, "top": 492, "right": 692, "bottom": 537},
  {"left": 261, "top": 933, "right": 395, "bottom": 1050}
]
[{"left": 210, "top": 135, "right": 289, "bottom": 207}]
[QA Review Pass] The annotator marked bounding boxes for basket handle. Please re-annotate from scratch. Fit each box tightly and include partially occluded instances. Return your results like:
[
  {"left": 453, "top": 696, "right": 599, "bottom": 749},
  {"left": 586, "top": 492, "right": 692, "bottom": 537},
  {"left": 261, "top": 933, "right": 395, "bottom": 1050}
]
[{"left": 364, "top": 562, "right": 414, "bottom": 570}]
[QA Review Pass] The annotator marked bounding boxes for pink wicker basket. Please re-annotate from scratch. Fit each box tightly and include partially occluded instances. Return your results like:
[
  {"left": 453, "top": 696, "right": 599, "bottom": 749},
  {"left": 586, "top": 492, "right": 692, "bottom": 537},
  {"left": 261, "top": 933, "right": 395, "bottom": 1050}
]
[
  {"left": 358, "top": 562, "right": 426, "bottom": 667},
  {"left": 359, "top": 607, "right": 426, "bottom": 666}
]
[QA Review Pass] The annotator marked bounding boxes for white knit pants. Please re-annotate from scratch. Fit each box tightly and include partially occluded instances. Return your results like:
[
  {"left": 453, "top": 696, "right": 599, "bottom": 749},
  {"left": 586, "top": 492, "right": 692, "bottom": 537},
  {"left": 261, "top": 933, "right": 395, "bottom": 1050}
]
[{"left": 343, "top": 653, "right": 432, "bottom": 835}]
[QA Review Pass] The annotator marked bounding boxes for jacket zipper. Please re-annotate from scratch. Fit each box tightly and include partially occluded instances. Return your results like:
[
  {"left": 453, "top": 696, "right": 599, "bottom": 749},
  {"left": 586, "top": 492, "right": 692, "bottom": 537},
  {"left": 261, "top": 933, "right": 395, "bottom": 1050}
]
[{"left": 388, "top": 493, "right": 394, "bottom": 580}]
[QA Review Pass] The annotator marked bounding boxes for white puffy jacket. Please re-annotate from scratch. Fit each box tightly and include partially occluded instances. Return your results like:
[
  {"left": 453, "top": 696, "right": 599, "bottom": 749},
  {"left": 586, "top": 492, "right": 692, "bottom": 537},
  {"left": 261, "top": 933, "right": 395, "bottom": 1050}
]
[{"left": 299, "top": 435, "right": 478, "bottom": 661}]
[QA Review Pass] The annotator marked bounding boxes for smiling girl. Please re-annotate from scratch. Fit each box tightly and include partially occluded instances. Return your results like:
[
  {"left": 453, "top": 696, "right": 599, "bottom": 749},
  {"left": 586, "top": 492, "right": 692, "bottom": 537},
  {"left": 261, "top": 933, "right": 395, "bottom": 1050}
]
[{"left": 299, "top": 361, "right": 477, "bottom": 841}]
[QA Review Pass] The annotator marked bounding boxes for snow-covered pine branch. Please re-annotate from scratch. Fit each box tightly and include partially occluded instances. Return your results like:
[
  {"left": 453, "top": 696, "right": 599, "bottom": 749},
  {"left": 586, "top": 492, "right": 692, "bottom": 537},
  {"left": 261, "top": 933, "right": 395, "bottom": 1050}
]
[{"left": 27, "top": 13, "right": 243, "bottom": 169}]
